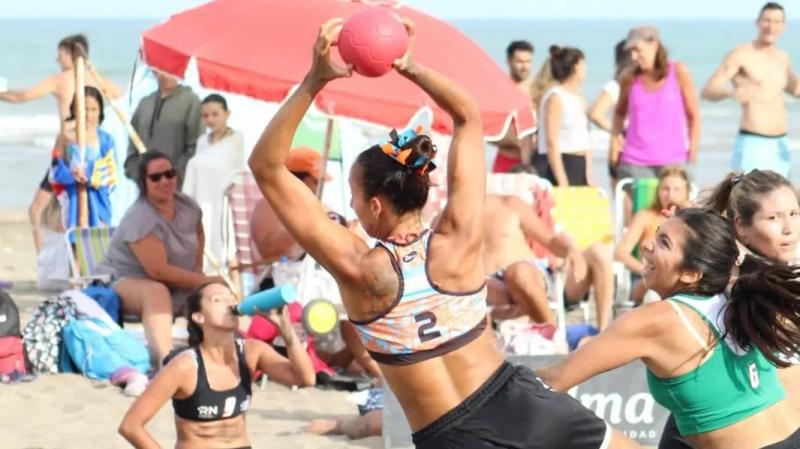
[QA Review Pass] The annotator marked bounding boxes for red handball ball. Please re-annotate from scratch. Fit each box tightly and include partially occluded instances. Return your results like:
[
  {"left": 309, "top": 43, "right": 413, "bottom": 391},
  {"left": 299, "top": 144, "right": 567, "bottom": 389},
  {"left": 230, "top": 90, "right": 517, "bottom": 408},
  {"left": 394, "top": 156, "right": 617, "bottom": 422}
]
[{"left": 338, "top": 8, "right": 409, "bottom": 77}]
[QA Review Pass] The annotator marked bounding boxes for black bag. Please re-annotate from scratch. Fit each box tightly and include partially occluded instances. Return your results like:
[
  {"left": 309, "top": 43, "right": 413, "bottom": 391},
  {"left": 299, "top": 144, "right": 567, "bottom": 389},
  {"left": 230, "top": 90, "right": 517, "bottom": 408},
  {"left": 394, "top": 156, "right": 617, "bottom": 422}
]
[{"left": 0, "top": 290, "right": 20, "bottom": 337}]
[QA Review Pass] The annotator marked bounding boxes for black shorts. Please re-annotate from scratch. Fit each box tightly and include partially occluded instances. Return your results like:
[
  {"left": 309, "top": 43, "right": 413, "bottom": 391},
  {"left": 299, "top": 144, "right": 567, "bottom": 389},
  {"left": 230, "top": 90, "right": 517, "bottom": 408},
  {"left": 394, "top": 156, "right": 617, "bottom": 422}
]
[
  {"left": 412, "top": 362, "right": 610, "bottom": 449},
  {"left": 39, "top": 169, "right": 53, "bottom": 193},
  {"left": 532, "top": 153, "right": 588, "bottom": 186},
  {"left": 658, "top": 414, "right": 695, "bottom": 449},
  {"left": 660, "top": 414, "right": 800, "bottom": 449},
  {"left": 764, "top": 427, "right": 800, "bottom": 449}
]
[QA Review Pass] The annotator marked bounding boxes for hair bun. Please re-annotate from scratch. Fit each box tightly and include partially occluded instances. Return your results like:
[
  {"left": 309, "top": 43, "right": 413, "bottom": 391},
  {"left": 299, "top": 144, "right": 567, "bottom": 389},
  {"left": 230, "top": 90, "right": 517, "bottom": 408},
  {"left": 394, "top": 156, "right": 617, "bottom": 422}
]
[
  {"left": 403, "top": 135, "right": 437, "bottom": 175},
  {"left": 549, "top": 45, "right": 563, "bottom": 57}
]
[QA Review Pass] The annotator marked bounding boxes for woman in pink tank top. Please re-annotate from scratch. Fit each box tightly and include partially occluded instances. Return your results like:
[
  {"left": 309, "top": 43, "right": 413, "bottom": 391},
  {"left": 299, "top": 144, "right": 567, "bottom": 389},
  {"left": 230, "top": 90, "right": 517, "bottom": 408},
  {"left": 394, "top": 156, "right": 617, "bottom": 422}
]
[{"left": 610, "top": 26, "right": 700, "bottom": 180}]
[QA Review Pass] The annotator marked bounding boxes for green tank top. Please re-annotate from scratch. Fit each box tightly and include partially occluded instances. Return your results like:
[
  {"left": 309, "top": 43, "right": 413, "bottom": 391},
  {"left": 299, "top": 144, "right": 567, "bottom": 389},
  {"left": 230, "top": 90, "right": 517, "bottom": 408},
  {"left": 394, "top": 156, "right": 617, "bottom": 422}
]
[{"left": 646, "top": 293, "right": 785, "bottom": 436}]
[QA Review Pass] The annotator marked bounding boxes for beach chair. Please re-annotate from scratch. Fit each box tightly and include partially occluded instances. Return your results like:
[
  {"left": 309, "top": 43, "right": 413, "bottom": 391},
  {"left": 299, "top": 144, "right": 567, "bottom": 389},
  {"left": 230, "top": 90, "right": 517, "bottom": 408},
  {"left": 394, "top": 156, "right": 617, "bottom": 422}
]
[
  {"left": 550, "top": 186, "right": 614, "bottom": 324},
  {"left": 65, "top": 226, "right": 115, "bottom": 288},
  {"left": 612, "top": 178, "right": 657, "bottom": 307},
  {"left": 221, "top": 171, "right": 273, "bottom": 297}
]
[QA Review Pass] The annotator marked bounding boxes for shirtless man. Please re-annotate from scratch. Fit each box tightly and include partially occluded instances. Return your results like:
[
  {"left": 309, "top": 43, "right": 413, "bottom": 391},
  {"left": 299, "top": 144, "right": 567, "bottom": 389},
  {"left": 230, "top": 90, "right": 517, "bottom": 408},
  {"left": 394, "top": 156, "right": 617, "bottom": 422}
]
[
  {"left": 483, "top": 193, "right": 614, "bottom": 330},
  {"left": 0, "top": 34, "right": 121, "bottom": 251},
  {"left": 493, "top": 41, "right": 535, "bottom": 173},
  {"left": 701, "top": 2, "right": 800, "bottom": 177}
]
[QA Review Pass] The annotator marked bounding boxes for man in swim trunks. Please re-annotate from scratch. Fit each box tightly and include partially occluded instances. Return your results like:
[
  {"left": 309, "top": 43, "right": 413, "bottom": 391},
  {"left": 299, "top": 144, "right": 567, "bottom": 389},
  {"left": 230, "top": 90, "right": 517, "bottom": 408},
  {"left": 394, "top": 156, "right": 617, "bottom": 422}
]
[
  {"left": 492, "top": 40, "right": 536, "bottom": 173},
  {"left": 483, "top": 193, "right": 615, "bottom": 330},
  {"left": 701, "top": 2, "right": 800, "bottom": 177},
  {"left": 0, "top": 34, "right": 121, "bottom": 251}
]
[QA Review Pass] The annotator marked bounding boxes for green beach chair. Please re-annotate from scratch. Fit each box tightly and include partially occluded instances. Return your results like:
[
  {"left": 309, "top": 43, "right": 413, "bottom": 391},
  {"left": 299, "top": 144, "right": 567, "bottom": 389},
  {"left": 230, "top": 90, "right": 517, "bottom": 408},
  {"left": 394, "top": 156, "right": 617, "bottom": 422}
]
[{"left": 66, "top": 226, "right": 115, "bottom": 288}]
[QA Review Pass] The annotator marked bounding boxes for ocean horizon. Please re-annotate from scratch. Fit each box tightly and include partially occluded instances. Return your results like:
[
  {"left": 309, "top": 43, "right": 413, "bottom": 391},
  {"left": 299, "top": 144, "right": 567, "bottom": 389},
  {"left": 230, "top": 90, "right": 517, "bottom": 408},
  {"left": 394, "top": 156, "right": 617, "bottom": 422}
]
[{"left": 1, "top": 17, "right": 799, "bottom": 208}]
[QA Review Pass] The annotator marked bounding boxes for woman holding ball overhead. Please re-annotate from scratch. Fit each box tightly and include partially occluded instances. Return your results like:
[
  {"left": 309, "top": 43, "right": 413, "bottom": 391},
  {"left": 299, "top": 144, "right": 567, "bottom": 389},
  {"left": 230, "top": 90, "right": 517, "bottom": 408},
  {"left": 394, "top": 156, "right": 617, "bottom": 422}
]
[{"left": 248, "top": 17, "right": 639, "bottom": 449}]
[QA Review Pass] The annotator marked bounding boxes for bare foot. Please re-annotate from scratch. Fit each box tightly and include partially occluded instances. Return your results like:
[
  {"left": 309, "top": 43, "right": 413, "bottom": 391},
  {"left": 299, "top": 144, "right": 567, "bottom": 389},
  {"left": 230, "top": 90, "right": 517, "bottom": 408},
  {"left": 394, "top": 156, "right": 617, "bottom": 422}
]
[{"left": 307, "top": 419, "right": 339, "bottom": 435}]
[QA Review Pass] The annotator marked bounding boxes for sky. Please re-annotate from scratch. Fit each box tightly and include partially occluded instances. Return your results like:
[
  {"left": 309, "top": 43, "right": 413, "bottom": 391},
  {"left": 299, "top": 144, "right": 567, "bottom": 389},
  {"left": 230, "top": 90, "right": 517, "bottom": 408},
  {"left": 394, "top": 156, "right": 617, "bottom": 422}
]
[{"left": 0, "top": 0, "right": 796, "bottom": 20}]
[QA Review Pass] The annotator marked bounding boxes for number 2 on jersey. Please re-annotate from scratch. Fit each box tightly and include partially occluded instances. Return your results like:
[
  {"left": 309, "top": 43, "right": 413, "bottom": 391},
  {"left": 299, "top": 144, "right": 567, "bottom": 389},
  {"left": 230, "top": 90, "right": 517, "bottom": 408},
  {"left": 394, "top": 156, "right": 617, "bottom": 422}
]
[{"left": 415, "top": 311, "right": 442, "bottom": 343}]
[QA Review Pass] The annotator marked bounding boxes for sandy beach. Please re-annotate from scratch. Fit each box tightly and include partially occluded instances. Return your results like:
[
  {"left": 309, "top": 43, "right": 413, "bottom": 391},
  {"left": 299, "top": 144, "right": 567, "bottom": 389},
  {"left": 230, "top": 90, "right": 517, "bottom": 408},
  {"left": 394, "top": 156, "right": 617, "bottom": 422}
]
[{"left": 0, "top": 211, "right": 381, "bottom": 449}]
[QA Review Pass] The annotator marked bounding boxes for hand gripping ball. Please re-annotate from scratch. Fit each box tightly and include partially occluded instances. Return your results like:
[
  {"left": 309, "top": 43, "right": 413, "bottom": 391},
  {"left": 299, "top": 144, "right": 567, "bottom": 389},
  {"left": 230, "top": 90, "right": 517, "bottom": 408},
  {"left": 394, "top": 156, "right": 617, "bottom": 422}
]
[{"left": 338, "top": 8, "right": 409, "bottom": 77}]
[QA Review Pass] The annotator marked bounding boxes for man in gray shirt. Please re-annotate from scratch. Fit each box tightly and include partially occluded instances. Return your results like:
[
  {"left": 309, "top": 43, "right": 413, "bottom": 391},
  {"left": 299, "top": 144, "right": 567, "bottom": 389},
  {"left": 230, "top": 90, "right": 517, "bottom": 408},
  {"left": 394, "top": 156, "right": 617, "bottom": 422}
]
[{"left": 124, "top": 70, "right": 202, "bottom": 188}]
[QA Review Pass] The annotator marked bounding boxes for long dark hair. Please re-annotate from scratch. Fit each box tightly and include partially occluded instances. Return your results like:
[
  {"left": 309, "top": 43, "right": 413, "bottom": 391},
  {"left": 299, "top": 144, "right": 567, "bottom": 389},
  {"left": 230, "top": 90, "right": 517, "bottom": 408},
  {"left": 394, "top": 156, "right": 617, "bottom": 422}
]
[
  {"left": 354, "top": 134, "right": 437, "bottom": 215},
  {"left": 186, "top": 282, "right": 217, "bottom": 347},
  {"left": 67, "top": 86, "right": 105, "bottom": 124},
  {"left": 704, "top": 169, "right": 793, "bottom": 228},
  {"left": 136, "top": 151, "right": 173, "bottom": 197},
  {"left": 549, "top": 45, "right": 584, "bottom": 82},
  {"left": 674, "top": 208, "right": 800, "bottom": 367}
]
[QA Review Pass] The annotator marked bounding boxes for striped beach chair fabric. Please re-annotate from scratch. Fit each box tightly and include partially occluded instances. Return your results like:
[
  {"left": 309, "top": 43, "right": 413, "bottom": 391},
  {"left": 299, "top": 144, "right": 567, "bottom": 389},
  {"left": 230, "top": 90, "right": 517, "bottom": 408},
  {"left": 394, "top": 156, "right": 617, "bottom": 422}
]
[{"left": 66, "top": 226, "right": 115, "bottom": 287}]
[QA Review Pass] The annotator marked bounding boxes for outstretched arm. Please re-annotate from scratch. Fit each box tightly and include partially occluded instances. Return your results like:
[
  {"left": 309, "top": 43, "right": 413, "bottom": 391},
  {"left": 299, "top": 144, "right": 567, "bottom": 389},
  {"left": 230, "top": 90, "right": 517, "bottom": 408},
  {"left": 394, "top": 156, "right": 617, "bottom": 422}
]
[
  {"left": 248, "top": 19, "right": 366, "bottom": 283},
  {"left": 701, "top": 49, "right": 743, "bottom": 101},
  {"left": 0, "top": 76, "right": 57, "bottom": 103},
  {"left": 537, "top": 304, "right": 663, "bottom": 392}
]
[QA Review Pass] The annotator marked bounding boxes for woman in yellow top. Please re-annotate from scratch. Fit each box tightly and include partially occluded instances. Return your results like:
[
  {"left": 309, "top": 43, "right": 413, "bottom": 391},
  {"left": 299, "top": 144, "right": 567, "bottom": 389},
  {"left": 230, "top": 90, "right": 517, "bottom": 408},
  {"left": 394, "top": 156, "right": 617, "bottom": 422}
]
[{"left": 614, "top": 166, "right": 690, "bottom": 303}]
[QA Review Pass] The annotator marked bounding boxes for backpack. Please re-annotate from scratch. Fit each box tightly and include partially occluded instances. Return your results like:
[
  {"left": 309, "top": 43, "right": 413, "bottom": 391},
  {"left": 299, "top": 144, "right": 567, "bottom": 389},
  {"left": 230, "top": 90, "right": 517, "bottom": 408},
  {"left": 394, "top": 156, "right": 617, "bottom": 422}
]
[
  {"left": 62, "top": 317, "right": 150, "bottom": 380},
  {"left": 22, "top": 294, "right": 77, "bottom": 374},
  {"left": 0, "top": 336, "right": 27, "bottom": 380},
  {"left": 0, "top": 290, "right": 20, "bottom": 337},
  {"left": 0, "top": 291, "right": 27, "bottom": 381}
]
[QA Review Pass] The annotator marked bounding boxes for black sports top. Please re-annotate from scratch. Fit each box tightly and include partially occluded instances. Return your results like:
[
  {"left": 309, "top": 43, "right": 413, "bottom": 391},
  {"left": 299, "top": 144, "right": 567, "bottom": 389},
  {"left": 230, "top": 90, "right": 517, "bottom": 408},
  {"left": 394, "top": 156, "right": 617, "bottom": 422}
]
[{"left": 172, "top": 339, "right": 252, "bottom": 421}]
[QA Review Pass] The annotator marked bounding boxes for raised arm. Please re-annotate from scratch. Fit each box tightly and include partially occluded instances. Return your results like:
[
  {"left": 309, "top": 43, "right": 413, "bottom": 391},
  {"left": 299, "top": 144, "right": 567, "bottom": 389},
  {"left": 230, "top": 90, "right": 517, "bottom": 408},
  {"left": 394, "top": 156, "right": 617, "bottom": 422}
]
[
  {"left": 393, "top": 25, "right": 483, "bottom": 244},
  {"left": 248, "top": 19, "right": 366, "bottom": 283},
  {"left": 249, "top": 306, "right": 315, "bottom": 387},
  {"left": 0, "top": 76, "right": 58, "bottom": 103},
  {"left": 676, "top": 62, "right": 700, "bottom": 163},
  {"left": 701, "top": 49, "right": 743, "bottom": 101}
]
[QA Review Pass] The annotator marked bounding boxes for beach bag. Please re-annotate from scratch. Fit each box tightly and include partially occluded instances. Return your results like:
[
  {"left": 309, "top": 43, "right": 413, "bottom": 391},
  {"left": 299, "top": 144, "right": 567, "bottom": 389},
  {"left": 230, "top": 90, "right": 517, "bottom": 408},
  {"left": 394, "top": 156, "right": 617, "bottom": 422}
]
[
  {"left": 22, "top": 294, "right": 77, "bottom": 374},
  {"left": 62, "top": 317, "right": 149, "bottom": 380},
  {"left": 0, "top": 290, "right": 20, "bottom": 337},
  {"left": 0, "top": 291, "right": 26, "bottom": 379},
  {"left": 0, "top": 336, "right": 27, "bottom": 378}
]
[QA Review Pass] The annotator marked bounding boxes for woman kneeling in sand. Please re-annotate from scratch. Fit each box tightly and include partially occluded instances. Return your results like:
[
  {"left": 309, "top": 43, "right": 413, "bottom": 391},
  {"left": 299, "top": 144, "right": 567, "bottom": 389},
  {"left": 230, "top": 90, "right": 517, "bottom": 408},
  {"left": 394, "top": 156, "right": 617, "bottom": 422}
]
[{"left": 119, "top": 282, "right": 315, "bottom": 449}]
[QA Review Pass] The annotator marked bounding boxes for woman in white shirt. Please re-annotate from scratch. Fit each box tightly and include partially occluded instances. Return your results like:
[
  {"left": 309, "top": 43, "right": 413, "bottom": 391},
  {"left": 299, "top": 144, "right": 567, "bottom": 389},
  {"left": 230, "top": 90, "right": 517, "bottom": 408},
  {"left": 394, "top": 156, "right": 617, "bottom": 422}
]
[
  {"left": 533, "top": 45, "right": 591, "bottom": 186},
  {"left": 182, "top": 94, "right": 245, "bottom": 264},
  {"left": 588, "top": 40, "right": 632, "bottom": 185}
]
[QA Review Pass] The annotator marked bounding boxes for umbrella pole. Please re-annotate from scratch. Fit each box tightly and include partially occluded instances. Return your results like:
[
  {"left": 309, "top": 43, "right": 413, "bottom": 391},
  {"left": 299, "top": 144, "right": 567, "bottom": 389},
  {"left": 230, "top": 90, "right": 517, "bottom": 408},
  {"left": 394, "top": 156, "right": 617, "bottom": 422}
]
[
  {"left": 316, "top": 117, "right": 334, "bottom": 199},
  {"left": 75, "top": 56, "right": 88, "bottom": 229}
]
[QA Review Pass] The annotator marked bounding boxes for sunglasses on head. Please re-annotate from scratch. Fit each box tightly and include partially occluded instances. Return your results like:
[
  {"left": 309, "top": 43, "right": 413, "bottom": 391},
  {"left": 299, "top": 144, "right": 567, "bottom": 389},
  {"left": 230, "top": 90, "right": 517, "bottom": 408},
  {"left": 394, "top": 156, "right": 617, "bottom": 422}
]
[{"left": 147, "top": 168, "right": 177, "bottom": 183}]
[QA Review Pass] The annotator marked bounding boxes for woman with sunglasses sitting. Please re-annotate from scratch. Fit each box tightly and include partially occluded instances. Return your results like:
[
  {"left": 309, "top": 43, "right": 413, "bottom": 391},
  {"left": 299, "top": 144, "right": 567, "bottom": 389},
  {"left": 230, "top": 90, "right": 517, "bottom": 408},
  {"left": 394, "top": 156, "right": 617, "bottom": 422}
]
[{"left": 98, "top": 151, "right": 225, "bottom": 369}]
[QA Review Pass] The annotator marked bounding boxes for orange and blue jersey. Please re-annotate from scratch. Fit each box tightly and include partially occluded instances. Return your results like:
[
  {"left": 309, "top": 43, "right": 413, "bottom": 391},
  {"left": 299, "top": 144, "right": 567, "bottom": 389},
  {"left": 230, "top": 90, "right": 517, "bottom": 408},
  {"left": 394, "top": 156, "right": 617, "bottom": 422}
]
[{"left": 351, "top": 230, "right": 488, "bottom": 365}]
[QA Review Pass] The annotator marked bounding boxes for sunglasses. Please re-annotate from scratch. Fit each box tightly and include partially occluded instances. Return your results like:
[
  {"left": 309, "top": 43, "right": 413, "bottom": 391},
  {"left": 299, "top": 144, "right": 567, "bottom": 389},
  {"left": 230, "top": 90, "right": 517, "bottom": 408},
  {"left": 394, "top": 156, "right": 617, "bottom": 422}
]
[{"left": 146, "top": 168, "right": 177, "bottom": 183}]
